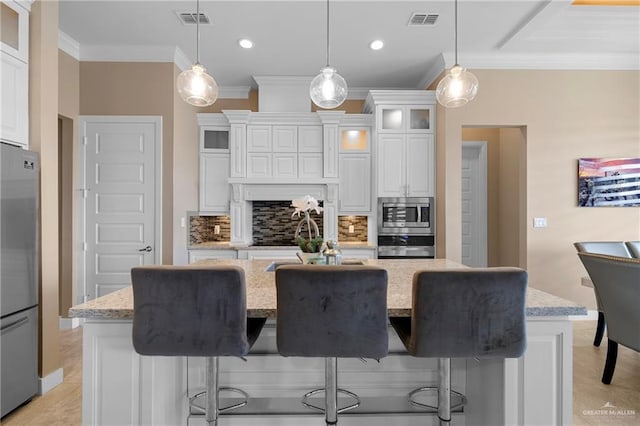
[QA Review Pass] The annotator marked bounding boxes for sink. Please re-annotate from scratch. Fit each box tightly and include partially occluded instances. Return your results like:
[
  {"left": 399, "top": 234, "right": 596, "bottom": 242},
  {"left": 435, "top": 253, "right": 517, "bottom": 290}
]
[
  {"left": 264, "top": 261, "right": 302, "bottom": 272},
  {"left": 264, "top": 259, "right": 365, "bottom": 272}
]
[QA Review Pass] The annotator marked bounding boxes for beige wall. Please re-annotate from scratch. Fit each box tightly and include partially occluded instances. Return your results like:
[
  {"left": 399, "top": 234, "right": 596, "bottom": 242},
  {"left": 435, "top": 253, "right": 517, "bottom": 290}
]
[
  {"left": 80, "top": 62, "right": 175, "bottom": 264},
  {"left": 172, "top": 66, "right": 200, "bottom": 265},
  {"left": 58, "top": 50, "right": 79, "bottom": 317},
  {"left": 438, "top": 70, "right": 640, "bottom": 308},
  {"left": 29, "top": 0, "right": 61, "bottom": 378}
]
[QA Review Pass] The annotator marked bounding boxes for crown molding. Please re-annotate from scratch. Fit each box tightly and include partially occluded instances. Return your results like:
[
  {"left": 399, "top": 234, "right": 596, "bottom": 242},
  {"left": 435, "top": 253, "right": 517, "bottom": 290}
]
[
  {"left": 58, "top": 30, "right": 80, "bottom": 60},
  {"left": 173, "top": 46, "right": 192, "bottom": 72},
  {"left": 79, "top": 44, "right": 177, "bottom": 63},
  {"left": 346, "top": 87, "right": 370, "bottom": 100},
  {"left": 418, "top": 53, "right": 447, "bottom": 90},
  {"left": 252, "top": 76, "right": 313, "bottom": 87}
]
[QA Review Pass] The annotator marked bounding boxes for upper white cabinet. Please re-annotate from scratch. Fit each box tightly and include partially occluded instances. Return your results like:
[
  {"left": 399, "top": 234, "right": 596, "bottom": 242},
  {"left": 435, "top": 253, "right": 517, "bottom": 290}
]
[
  {"left": 378, "top": 134, "right": 434, "bottom": 197},
  {"left": 377, "top": 105, "right": 434, "bottom": 134},
  {"left": 198, "top": 116, "right": 231, "bottom": 213},
  {"left": 1, "top": 1, "right": 28, "bottom": 62},
  {"left": 338, "top": 121, "right": 373, "bottom": 213},
  {"left": 0, "top": 53, "right": 28, "bottom": 147},
  {"left": 364, "top": 91, "right": 436, "bottom": 198},
  {"left": 0, "top": 0, "right": 29, "bottom": 149}
]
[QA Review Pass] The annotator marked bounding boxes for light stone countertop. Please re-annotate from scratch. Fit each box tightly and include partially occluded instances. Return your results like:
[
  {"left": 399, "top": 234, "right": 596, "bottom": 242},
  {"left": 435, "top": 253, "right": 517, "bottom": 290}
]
[
  {"left": 69, "top": 259, "right": 587, "bottom": 320},
  {"left": 188, "top": 242, "right": 377, "bottom": 250}
]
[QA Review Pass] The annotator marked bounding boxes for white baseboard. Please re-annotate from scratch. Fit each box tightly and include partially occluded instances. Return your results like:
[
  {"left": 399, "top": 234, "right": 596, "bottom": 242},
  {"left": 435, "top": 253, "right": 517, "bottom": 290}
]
[
  {"left": 39, "top": 367, "right": 63, "bottom": 395},
  {"left": 59, "top": 316, "right": 82, "bottom": 329},
  {"left": 569, "top": 309, "right": 599, "bottom": 321}
]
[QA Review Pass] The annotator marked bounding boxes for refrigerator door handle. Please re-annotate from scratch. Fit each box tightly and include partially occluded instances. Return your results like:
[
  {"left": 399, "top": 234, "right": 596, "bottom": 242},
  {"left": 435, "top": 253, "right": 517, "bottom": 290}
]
[{"left": 1, "top": 316, "right": 30, "bottom": 335}]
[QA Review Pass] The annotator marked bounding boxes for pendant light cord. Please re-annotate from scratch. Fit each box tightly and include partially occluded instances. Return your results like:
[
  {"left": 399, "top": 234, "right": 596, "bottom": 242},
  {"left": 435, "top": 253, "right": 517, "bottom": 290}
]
[
  {"left": 326, "top": 0, "right": 330, "bottom": 67},
  {"left": 454, "top": 0, "right": 458, "bottom": 65},
  {"left": 196, "top": 0, "right": 200, "bottom": 64}
]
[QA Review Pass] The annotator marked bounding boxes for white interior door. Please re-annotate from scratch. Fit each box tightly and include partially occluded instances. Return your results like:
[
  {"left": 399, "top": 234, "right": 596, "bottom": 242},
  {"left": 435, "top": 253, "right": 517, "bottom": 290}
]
[
  {"left": 80, "top": 117, "right": 161, "bottom": 301},
  {"left": 461, "top": 141, "right": 487, "bottom": 267}
]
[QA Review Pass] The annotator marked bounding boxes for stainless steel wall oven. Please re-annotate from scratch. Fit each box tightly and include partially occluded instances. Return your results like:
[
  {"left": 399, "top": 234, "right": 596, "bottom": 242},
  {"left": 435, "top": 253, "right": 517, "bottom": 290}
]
[{"left": 377, "top": 197, "right": 435, "bottom": 259}]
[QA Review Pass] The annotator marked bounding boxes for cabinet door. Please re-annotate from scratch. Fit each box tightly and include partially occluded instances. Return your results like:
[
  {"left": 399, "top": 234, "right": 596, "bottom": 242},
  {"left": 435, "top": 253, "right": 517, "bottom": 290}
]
[
  {"left": 0, "top": 52, "right": 28, "bottom": 147},
  {"left": 339, "top": 154, "right": 371, "bottom": 212},
  {"left": 247, "top": 125, "right": 272, "bottom": 152},
  {"left": 247, "top": 153, "right": 272, "bottom": 178},
  {"left": 298, "top": 126, "right": 323, "bottom": 152},
  {"left": 406, "top": 105, "right": 434, "bottom": 133},
  {"left": 273, "top": 153, "right": 297, "bottom": 178},
  {"left": 299, "top": 153, "right": 323, "bottom": 179},
  {"left": 272, "top": 125, "right": 297, "bottom": 152},
  {"left": 0, "top": 1, "right": 29, "bottom": 62},
  {"left": 377, "top": 134, "right": 405, "bottom": 197},
  {"left": 199, "top": 153, "right": 230, "bottom": 213},
  {"left": 377, "top": 106, "right": 404, "bottom": 133},
  {"left": 406, "top": 134, "right": 434, "bottom": 197}
]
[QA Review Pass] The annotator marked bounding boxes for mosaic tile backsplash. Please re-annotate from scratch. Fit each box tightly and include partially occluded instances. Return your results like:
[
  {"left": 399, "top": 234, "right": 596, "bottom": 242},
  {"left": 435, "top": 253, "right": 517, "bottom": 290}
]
[
  {"left": 252, "top": 201, "right": 324, "bottom": 246},
  {"left": 189, "top": 215, "right": 231, "bottom": 245},
  {"left": 338, "top": 216, "right": 368, "bottom": 242}
]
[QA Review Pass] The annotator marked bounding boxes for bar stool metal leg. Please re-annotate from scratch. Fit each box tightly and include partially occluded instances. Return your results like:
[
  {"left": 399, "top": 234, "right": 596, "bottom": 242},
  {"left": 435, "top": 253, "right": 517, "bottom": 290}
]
[
  {"left": 206, "top": 357, "right": 219, "bottom": 426},
  {"left": 325, "top": 357, "right": 338, "bottom": 424},
  {"left": 438, "top": 357, "right": 451, "bottom": 424}
]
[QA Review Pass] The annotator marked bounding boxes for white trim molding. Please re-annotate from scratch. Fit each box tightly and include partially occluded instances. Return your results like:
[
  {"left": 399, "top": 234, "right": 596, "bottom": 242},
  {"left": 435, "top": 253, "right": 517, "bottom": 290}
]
[
  {"left": 79, "top": 44, "right": 178, "bottom": 63},
  {"left": 218, "top": 86, "right": 252, "bottom": 99},
  {"left": 173, "top": 46, "right": 192, "bottom": 72},
  {"left": 39, "top": 368, "right": 63, "bottom": 395},
  {"left": 58, "top": 30, "right": 80, "bottom": 60}
]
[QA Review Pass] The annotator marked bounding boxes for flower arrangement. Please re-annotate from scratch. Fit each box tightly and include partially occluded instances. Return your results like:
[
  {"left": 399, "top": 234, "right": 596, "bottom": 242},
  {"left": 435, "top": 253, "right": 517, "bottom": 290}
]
[{"left": 291, "top": 195, "right": 323, "bottom": 253}]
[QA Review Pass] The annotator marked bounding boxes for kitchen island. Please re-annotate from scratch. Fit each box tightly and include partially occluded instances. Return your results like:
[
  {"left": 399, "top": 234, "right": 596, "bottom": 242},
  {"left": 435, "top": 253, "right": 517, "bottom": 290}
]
[{"left": 70, "top": 259, "right": 586, "bottom": 426}]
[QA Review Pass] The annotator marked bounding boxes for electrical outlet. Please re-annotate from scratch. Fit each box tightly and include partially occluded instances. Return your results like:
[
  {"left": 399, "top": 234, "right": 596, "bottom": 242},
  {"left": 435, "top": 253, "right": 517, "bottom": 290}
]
[
  {"left": 214, "top": 225, "right": 221, "bottom": 235},
  {"left": 533, "top": 217, "right": 548, "bottom": 228},
  {"left": 180, "top": 217, "right": 186, "bottom": 228},
  {"left": 348, "top": 225, "right": 355, "bottom": 233}
]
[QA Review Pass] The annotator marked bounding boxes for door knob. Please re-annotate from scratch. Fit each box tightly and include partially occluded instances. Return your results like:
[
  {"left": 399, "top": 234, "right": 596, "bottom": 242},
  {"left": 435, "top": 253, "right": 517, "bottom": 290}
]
[{"left": 138, "top": 246, "right": 152, "bottom": 252}]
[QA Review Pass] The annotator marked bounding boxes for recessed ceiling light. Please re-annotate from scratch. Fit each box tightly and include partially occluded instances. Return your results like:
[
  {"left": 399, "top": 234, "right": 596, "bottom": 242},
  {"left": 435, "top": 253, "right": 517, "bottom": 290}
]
[
  {"left": 369, "top": 40, "right": 384, "bottom": 51},
  {"left": 238, "top": 39, "right": 253, "bottom": 49}
]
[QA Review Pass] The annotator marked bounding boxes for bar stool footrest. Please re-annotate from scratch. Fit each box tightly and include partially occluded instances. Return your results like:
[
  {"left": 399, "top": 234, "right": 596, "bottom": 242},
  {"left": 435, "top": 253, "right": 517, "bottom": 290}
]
[
  {"left": 189, "top": 387, "right": 250, "bottom": 414},
  {"left": 302, "top": 388, "right": 361, "bottom": 414},
  {"left": 408, "top": 386, "right": 467, "bottom": 411}
]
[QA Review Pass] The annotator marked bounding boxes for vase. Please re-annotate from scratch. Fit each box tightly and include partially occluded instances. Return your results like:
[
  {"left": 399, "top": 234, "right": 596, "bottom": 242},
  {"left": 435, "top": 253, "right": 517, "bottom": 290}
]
[{"left": 296, "top": 251, "right": 325, "bottom": 264}]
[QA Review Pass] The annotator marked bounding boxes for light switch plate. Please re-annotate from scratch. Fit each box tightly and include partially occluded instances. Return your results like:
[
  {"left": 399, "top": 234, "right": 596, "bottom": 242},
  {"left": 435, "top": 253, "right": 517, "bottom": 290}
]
[
  {"left": 348, "top": 225, "right": 355, "bottom": 233},
  {"left": 533, "top": 217, "right": 548, "bottom": 228},
  {"left": 214, "top": 225, "right": 221, "bottom": 235}
]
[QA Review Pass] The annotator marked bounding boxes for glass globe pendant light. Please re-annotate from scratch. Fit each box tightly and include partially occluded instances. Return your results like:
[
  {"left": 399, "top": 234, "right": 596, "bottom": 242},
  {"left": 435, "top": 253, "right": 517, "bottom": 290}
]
[
  {"left": 309, "top": 0, "right": 348, "bottom": 109},
  {"left": 436, "top": 0, "right": 479, "bottom": 108},
  {"left": 177, "top": 0, "right": 218, "bottom": 107}
]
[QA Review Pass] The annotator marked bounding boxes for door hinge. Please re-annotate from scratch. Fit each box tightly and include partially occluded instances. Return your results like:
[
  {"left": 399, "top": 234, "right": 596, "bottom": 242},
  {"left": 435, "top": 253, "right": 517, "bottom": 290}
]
[
  {"left": 82, "top": 136, "right": 88, "bottom": 146},
  {"left": 82, "top": 242, "right": 87, "bottom": 251}
]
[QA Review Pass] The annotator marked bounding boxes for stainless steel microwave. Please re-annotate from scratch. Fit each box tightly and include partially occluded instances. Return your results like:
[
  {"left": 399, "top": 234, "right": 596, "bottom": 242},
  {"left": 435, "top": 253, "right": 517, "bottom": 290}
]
[{"left": 378, "top": 197, "right": 434, "bottom": 235}]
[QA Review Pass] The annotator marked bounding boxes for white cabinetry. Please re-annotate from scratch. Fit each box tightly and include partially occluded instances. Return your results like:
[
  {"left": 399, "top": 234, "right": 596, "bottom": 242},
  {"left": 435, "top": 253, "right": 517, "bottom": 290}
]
[
  {"left": 378, "top": 134, "right": 434, "bottom": 197},
  {"left": 198, "top": 116, "right": 231, "bottom": 213},
  {"left": 0, "top": 0, "right": 29, "bottom": 149},
  {"left": 338, "top": 117, "right": 373, "bottom": 213},
  {"left": 199, "top": 153, "right": 230, "bottom": 212},
  {"left": 365, "top": 91, "right": 436, "bottom": 198},
  {"left": 341, "top": 247, "right": 376, "bottom": 259}
]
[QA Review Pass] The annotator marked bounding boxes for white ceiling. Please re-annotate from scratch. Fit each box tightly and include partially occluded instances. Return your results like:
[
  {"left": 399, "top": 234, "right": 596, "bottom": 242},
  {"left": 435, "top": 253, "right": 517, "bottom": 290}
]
[{"left": 58, "top": 0, "right": 640, "bottom": 94}]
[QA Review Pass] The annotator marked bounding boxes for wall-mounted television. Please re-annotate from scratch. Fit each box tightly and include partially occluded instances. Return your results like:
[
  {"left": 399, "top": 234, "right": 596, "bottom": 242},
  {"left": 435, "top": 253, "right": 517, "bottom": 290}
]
[{"left": 578, "top": 157, "right": 640, "bottom": 207}]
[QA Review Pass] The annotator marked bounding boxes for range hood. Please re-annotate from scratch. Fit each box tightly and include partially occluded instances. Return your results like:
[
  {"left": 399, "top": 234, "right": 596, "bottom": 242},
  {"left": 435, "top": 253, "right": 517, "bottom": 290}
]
[{"left": 252, "top": 76, "right": 313, "bottom": 112}]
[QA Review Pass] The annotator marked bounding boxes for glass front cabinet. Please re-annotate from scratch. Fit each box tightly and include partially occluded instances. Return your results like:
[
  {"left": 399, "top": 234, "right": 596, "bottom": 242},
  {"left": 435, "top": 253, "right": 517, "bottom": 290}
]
[{"left": 377, "top": 105, "right": 434, "bottom": 134}]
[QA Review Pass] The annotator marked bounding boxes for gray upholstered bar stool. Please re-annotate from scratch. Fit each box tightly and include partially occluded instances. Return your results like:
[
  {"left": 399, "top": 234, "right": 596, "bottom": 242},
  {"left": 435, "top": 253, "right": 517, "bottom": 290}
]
[
  {"left": 389, "top": 268, "right": 527, "bottom": 425},
  {"left": 275, "top": 265, "right": 389, "bottom": 425},
  {"left": 131, "top": 265, "right": 266, "bottom": 426}
]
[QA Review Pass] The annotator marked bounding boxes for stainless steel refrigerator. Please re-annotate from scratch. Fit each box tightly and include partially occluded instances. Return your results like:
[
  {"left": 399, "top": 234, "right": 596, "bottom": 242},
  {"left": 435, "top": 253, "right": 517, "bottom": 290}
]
[{"left": 0, "top": 143, "right": 39, "bottom": 418}]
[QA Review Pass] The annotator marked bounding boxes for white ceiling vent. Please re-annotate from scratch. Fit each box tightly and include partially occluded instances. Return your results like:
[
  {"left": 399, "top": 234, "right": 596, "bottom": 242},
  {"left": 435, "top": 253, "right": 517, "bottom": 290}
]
[
  {"left": 176, "top": 12, "right": 211, "bottom": 25},
  {"left": 408, "top": 13, "right": 439, "bottom": 26}
]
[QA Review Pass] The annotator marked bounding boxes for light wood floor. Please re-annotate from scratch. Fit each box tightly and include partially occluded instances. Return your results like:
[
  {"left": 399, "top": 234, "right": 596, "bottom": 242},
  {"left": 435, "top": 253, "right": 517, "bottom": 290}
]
[{"left": 1, "top": 321, "right": 638, "bottom": 425}]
